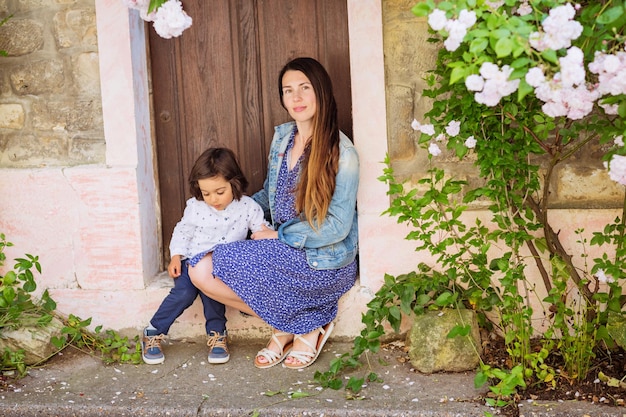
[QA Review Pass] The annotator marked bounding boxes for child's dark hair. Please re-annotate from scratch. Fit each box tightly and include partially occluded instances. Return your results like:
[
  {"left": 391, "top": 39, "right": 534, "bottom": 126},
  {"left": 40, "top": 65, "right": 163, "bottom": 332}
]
[{"left": 188, "top": 147, "right": 248, "bottom": 201}]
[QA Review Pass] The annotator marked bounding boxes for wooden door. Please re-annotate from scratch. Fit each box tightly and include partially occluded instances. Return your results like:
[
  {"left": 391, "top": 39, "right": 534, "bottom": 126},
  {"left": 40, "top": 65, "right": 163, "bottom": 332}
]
[{"left": 149, "top": 0, "right": 352, "bottom": 265}]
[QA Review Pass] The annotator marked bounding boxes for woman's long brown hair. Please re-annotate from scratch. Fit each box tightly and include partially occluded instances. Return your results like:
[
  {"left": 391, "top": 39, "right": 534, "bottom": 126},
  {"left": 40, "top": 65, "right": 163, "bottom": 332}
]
[{"left": 278, "top": 57, "right": 340, "bottom": 228}]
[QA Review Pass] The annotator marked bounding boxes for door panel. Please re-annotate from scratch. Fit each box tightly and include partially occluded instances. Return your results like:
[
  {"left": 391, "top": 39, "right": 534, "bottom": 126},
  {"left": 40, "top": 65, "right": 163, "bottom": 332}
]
[{"left": 149, "top": 0, "right": 351, "bottom": 265}]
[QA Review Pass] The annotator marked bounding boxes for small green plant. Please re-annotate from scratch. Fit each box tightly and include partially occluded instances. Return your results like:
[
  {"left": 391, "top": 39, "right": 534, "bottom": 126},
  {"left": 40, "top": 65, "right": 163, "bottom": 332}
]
[
  {"left": 50, "top": 314, "right": 142, "bottom": 365},
  {"left": 0, "top": 233, "right": 56, "bottom": 376},
  {"left": 0, "top": 233, "right": 141, "bottom": 377}
]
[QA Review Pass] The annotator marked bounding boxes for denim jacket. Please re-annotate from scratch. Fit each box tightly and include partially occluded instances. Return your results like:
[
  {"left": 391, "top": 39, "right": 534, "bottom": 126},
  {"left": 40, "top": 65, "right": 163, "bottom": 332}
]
[{"left": 252, "top": 121, "right": 359, "bottom": 270}]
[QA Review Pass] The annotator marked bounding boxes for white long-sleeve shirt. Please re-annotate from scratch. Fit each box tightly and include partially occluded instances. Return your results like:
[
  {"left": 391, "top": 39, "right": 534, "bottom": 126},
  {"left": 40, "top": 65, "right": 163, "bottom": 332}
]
[{"left": 169, "top": 196, "right": 268, "bottom": 259}]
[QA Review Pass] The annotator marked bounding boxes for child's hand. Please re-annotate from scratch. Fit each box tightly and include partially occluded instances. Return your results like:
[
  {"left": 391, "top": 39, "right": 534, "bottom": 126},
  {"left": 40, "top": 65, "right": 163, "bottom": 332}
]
[
  {"left": 251, "top": 224, "right": 278, "bottom": 240},
  {"left": 168, "top": 255, "right": 182, "bottom": 278}
]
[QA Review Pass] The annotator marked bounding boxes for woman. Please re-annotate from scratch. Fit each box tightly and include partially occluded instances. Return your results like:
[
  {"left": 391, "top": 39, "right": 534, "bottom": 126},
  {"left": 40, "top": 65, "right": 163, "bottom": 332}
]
[{"left": 189, "top": 57, "right": 359, "bottom": 369}]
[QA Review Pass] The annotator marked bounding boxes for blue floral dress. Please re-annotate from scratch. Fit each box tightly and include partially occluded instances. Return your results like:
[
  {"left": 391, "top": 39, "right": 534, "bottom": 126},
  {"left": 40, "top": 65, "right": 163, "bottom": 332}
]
[{"left": 211, "top": 131, "right": 357, "bottom": 335}]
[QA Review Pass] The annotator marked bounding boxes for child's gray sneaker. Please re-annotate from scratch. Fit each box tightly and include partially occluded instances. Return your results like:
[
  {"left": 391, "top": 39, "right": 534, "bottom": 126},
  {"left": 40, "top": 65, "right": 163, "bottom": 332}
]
[
  {"left": 141, "top": 327, "right": 165, "bottom": 365},
  {"left": 207, "top": 331, "right": 229, "bottom": 364}
]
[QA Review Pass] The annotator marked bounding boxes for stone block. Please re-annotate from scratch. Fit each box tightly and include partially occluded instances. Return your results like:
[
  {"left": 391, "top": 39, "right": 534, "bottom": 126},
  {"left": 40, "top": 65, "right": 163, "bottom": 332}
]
[
  {"left": 69, "top": 136, "right": 106, "bottom": 164},
  {"left": 556, "top": 165, "right": 624, "bottom": 208},
  {"left": 32, "top": 99, "right": 104, "bottom": 132},
  {"left": 0, "top": 103, "right": 25, "bottom": 129},
  {"left": 10, "top": 60, "right": 65, "bottom": 95},
  {"left": 54, "top": 8, "right": 97, "bottom": 48},
  {"left": 406, "top": 308, "right": 482, "bottom": 374},
  {"left": 1, "top": 133, "right": 68, "bottom": 167},
  {"left": 388, "top": 84, "right": 415, "bottom": 160},
  {"left": 0, "top": 19, "right": 44, "bottom": 56},
  {"left": 72, "top": 52, "right": 101, "bottom": 95},
  {"left": 0, "top": 316, "right": 65, "bottom": 365}
]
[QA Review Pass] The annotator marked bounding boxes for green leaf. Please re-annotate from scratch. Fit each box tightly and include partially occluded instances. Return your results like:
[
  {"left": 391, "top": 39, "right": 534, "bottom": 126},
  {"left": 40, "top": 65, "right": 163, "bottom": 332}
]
[
  {"left": 447, "top": 324, "right": 471, "bottom": 338},
  {"left": 22, "top": 279, "right": 36, "bottom": 292},
  {"left": 290, "top": 391, "right": 310, "bottom": 399},
  {"left": 494, "top": 37, "right": 513, "bottom": 58},
  {"left": 541, "top": 49, "right": 558, "bottom": 64},
  {"left": 469, "top": 37, "right": 488, "bottom": 54},
  {"left": 449, "top": 66, "right": 468, "bottom": 85},
  {"left": 346, "top": 377, "right": 365, "bottom": 393},
  {"left": 411, "top": 3, "right": 433, "bottom": 17},
  {"left": 327, "top": 378, "right": 343, "bottom": 390},
  {"left": 596, "top": 5, "right": 625, "bottom": 25},
  {"left": 474, "top": 370, "right": 489, "bottom": 388},
  {"left": 517, "top": 78, "right": 533, "bottom": 101},
  {"left": 3, "top": 270, "right": 16, "bottom": 284}
]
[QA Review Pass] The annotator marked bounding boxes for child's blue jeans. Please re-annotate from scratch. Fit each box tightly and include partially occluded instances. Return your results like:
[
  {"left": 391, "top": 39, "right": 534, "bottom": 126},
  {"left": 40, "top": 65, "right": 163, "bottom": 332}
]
[{"left": 149, "top": 260, "right": 226, "bottom": 335}]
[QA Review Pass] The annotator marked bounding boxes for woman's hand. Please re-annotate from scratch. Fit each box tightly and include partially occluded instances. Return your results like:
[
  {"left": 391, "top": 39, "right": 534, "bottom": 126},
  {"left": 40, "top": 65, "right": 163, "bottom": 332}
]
[{"left": 251, "top": 224, "right": 278, "bottom": 240}]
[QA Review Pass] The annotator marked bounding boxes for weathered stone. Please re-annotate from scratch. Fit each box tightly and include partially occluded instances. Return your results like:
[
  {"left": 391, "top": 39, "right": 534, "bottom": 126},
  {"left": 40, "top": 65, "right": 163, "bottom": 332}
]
[
  {"left": 406, "top": 308, "right": 482, "bottom": 374},
  {"left": 0, "top": 19, "right": 44, "bottom": 56},
  {"left": 387, "top": 84, "right": 415, "bottom": 161},
  {"left": 0, "top": 316, "right": 64, "bottom": 365},
  {"left": 10, "top": 60, "right": 65, "bottom": 95},
  {"left": 1, "top": 133, "right": 68, "bottom": 166},
  {"left": 72, "top": 52, "right": 100, "bottom": 95},
  {"left": 0, "top": 103, "right": 25, "bottom": 129},
  {"left": 607, "top": 312, "right": 626, "bottom": 350},
  {"left": 32, "top": 99, "right": 103, "bottom": 132},
  {"left": 11, "top": 0, "right": 48, "bottom": 11},
  {"left": 69, "top": 136, "right": 105, "bottom": 164},
  {"left": 54, "top": 8, "right": 97, "bottom": 48}
]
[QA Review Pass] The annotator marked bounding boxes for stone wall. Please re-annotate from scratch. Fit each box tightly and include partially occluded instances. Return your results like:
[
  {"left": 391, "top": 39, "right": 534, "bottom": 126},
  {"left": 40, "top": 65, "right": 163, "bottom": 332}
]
[
  {"left": 382, "top": 0, "right": 624, "bottom": 209},
  {"left": 0, "top": 0, "right": 104, "bottom": 168}
]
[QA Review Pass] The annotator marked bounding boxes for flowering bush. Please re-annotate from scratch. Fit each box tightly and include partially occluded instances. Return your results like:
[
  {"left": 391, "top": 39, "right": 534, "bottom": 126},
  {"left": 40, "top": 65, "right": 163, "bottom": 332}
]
[
  {"left": 373, "top": 0, "right": 626, "bottom": 405},
  {"left": 122, "top": 0, "right": 192, "bottom": 39}
]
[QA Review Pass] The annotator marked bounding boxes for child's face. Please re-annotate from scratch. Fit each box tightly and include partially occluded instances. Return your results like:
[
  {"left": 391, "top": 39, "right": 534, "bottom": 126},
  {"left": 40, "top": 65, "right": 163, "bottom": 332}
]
[{"left": 197, "top": 176, "right": 234, "bottom": 211}]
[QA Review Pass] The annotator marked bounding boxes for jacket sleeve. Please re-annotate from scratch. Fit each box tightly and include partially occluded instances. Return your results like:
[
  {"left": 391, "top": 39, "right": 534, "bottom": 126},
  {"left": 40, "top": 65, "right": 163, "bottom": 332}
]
[{"left": 278, "top": 143, "right": 359, "bottom": 249}]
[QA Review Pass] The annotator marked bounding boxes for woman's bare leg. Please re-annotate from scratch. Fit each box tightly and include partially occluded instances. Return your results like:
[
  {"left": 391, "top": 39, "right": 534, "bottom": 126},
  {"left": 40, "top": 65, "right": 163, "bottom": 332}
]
[
  {"left": 190, "top": 253, "right": 293, "bottom": 365},
  {"left": 188, "top": 254, "right": 257, "bottom": 317},
  {"left": 284, "top": 329, "right": 320, "bottom": 366}
]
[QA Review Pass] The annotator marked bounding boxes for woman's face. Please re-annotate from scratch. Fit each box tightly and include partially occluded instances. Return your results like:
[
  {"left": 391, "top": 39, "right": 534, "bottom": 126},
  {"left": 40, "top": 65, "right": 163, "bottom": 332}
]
[{"left": 281, "top": 70, "right": 317, "bottom": 124}]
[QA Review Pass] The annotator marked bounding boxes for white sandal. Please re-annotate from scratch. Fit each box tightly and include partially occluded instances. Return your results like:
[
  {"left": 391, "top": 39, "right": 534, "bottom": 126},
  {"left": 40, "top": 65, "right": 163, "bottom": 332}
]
[
  {"left": 254, "top": 331, "right": 293, "bottom": 369},
  {"left": 283, "top": 322, "right": 334, "bottom": 370}
]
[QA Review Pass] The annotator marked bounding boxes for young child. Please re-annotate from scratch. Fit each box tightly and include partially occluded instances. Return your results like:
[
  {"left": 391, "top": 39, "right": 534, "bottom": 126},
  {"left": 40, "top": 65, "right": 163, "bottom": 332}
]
[{"left": 142, "top": 147, "right": 269, "bottom": 365}]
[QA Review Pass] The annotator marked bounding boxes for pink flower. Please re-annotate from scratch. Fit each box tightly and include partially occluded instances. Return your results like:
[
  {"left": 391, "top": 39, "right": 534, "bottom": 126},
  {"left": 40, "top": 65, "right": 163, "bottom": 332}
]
[
  {"left": 604, "top": 154, "right": 626, "bottom": 186},
  {"left": 458, "top": 10, "right": 477, "bottom": 28},
  {"left": 428, "top": 9, "right": 447, "bottom": 31},
  {"left": 411, "top": 119, "right": 435, "bottom": 135},
  {"left": 596, "top": 269, "right": 615, "bottom": 283},
  {"left": 465, "top": 74, "right": 484, "bottom": 91},
  {"left": 525, "top": 67, "right": 545, "bottom": 87},
  {"left": 428, "top": 142, "right": 442, "bottom": 156},
  {"left": 473, "top": 63, "right": 519, "bottom": 106},
  {"left": 529, "top": 4, "right": 582, "bottom": 52},
  {"left": 516, "top": 1, "right": 532, "bottom": 16},
  {"left": 445, "top": 120, "right": 461, "bottom": 137},
  {"left": 152, "top": 0, "right": 192, "bottom": 39},
  {"left": 122, "top": 0, "right": 192, "bottom": 38}
]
